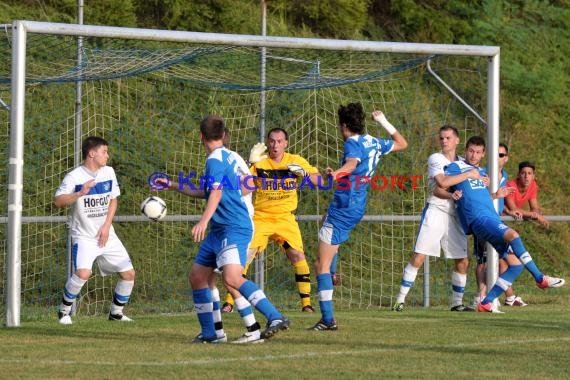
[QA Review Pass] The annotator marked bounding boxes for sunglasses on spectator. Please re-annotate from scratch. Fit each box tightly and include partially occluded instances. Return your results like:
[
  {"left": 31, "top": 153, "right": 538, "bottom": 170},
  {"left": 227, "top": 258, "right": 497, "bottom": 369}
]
[{"left": 498, "top": 153, "right": 508, "bottom": 158}]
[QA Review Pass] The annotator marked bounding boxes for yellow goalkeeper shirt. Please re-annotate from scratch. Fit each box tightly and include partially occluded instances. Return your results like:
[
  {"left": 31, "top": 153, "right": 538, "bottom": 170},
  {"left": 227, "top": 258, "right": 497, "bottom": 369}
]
[{"left": 252, "top": 152, "right": 319, "bottom": 215}]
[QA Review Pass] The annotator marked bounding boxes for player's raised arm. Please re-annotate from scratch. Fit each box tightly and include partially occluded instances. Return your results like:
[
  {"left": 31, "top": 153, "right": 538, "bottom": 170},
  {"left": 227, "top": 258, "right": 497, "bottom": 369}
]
[{"left": 372, "top": 110, "right": 408, "bottom": 152}]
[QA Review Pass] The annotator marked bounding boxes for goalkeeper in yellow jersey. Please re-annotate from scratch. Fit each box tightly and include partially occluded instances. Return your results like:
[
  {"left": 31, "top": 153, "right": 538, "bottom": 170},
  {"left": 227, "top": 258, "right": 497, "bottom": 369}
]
[{"left": 223, "top": 127, "right": 322, "bottom": 313}]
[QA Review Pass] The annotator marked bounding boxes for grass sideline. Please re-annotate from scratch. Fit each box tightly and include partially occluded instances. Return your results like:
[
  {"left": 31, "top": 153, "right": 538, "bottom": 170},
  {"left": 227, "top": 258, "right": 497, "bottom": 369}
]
[{"left": 2, "top": 305, "right": 570, "bottom": 379}]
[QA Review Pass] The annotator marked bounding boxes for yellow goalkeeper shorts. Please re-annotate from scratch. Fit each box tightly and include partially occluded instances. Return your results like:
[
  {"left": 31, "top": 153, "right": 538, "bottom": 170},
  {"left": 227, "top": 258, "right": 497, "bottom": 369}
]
[{"left": 251, "top": 212, "right": 304, "bottom": 253}]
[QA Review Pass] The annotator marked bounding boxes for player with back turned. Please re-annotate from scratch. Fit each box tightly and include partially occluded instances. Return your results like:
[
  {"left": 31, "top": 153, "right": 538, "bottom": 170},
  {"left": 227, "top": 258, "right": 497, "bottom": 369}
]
[
  {"left": 185, "top": 115, "right": 289, "bottom": 342},
  {"left": 312, "top": 103, "right": 408, "bottom": 330}
]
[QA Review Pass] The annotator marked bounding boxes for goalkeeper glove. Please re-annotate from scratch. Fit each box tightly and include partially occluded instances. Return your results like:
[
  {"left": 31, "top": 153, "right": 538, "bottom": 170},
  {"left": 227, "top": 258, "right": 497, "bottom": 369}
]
[
  {"left": 249, "top": 142, "right": 268, "bottom": 163},
  {"left": 287, "top": 164, "right": 306, "bottom": 177}
]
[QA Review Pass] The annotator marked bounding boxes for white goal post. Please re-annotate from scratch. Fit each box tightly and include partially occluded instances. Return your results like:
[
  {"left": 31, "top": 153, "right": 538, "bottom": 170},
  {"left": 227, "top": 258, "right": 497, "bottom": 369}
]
[{"left": 5, "top": 20, "right": 500, "bottom": 327}]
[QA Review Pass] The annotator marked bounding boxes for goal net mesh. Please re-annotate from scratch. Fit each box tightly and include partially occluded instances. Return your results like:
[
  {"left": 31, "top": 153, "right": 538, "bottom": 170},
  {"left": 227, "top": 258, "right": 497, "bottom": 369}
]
[{"left": 0, "top": 27, "right": 487, "bottom": 318}]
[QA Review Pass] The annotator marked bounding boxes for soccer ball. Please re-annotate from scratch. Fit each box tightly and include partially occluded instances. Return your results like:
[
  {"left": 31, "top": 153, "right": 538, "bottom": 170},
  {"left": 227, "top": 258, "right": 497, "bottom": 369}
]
[{"left": 141, "top": 196, "right": 167, "bottom": 221}]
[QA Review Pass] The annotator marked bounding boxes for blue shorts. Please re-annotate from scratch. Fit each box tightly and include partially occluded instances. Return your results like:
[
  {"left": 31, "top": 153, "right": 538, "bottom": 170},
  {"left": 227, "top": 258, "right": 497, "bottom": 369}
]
[
  {"left": 470, "top": 216, "right": 510, "bottom": 258},
  {"left": 318, "top": 204, "right": 365, "bottom": 246},
  {"left": 195, "top": 227, "right": 253, "bottom": 269}
]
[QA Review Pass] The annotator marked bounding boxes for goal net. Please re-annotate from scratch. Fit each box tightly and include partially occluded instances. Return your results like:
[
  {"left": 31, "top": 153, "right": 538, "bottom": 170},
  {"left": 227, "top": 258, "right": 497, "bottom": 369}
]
[{"left": 1, "top": 22, "right": 498, "bottom": 323}]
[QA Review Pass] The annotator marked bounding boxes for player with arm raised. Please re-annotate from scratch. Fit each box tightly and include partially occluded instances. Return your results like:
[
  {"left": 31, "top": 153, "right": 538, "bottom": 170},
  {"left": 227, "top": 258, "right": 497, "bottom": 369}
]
[
  {"left": 442, "top": 136, "right": 565, "bottom": 313},
  {"left": 312, "top": 103, "right": 408, "bottom": 331},
  {"left": 54, "top": 136, "right": 135, "bottom": 325}
]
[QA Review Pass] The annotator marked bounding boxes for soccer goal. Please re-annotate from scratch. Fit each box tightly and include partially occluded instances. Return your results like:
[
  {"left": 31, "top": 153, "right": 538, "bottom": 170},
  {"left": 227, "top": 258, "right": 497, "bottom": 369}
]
[{"left": 1, "top": 21, "right": 501, "bottom": 327}]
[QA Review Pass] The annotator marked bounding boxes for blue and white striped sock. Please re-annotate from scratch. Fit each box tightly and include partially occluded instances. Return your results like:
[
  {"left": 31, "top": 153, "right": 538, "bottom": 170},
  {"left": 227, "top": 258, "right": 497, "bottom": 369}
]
[{"left": 317, "top": 273, "right": 334, "bottom": 323}]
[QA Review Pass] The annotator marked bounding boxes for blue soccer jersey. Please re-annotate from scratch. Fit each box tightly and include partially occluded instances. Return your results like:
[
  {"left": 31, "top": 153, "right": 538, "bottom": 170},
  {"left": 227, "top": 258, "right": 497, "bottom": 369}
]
[
  {"left": 476, "top": 167, "right": 509, "bottom": 215},
  {"left": 204, "top": 147, "right": 253, "bottom": 231},
  {"left": 332, "top": 134, "right": 394, "bottom": 211},
  {"left": 444, "top": 160, "right": 499, "bottom": 234},
  {"left": 322, "top": 134, "right": 394, "bottom": 245}
]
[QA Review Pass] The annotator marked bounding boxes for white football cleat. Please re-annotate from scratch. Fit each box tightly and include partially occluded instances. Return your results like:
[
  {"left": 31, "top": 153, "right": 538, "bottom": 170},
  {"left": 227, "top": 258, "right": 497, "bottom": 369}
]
[
  {"left": 108, "top": 313, "right": 133, "bottom": 322},
  {"left": 536, "top": 276, "right": 565, "bottom": 289},
  {"left": 232, "top": 331, "right": 264, "bottom": 344},
  {"left": 58, "top": 311, "right": 72, "bottom": 325}
]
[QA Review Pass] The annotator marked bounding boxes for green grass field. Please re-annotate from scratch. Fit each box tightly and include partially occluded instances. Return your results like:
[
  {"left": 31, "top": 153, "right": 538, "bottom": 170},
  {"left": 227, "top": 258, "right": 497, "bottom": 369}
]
[{"left": 2, "top": 304, "right": 570, "bottom": 379}]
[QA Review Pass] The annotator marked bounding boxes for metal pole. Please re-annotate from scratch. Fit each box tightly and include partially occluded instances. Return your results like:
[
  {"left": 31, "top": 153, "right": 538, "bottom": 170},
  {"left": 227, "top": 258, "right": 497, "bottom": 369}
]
[
  {"left": 255, "top": 0, "right": 268, "bottom": 291},
  {"left": 6, "top": 20, "right": 27, "bottom": 327},
  {"left": 68, "top": 0, "right": 84, "bottom": 316},
  {"left": 486, "top": 52, "right": 501, "bottom": 310}
]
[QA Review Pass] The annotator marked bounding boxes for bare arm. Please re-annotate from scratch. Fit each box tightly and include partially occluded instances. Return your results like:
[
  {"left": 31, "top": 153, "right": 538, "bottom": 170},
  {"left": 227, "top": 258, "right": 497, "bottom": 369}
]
[
  {"left": 433, "top": 186, "right": 453, "bottom": 200},
  {"left": 390, "top": 131, "right": 408, "bottom": 152},
  {"left": 308, "top": 173, "right": 323, "bottom": 186},
  {"left": 505, "top": 193, "right": 549, "bottom": 227},
  {"left": 327, "top": 157, "right": 359, "bottom": 181},
  {"left": 97, "top": 197, "right": 117, "bottom": 247},
  {"left": 191, "top": 188, "right": 222, "bottom": 242},
  {"left": 241, "top": 175, "right": 255, "bottom": 196},
  {"left": 53, "top": 179, "right": 95, "bottom": 208},
  {"left": 371, "top": 110, "right": 408, "bottom": 152},
  {"left": 435, "top": 170, "right": 481, "bottom": 189},
  {"left": 157, "top": 178, "right": 205, "bottom": 198}
]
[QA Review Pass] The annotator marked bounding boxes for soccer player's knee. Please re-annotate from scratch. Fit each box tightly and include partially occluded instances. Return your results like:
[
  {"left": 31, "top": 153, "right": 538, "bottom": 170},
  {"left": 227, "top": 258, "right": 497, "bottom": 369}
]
[
  {"left": 505, "top": 228, "right": 519, "bottom": 241},
  {"left": 120, "top": 268, "right": 135, "bottom": 281},
  {"left": 223, "top": 275, "right": 245, "bottom": 291}
]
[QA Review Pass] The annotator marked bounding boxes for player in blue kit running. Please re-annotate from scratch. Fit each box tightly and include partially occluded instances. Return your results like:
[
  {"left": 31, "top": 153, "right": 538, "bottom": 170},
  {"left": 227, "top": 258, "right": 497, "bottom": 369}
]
[
  {"left": 442, "top": 136, "right": 565, "bottom": 313},
  {"left": 188, "top": 115, "right": 289, "bottom": 342},
  {"left": 312, "top": 103, "right": 408, "bottom": 330}
]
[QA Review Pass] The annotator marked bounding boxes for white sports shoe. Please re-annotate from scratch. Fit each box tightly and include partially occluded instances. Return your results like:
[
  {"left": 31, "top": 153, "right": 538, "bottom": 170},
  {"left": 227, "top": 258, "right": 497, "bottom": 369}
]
[
  {"left": 108, "top": 313, "right": 133, "bottom": 322},
  {"left": 192, "top": 333, "right": 227, "bottom": 344},
  {"left": 58, "top": 313, "right": 72, "bottom": 325},
  {"left": 232, "top": 331, "right": 264, "bottom": 344},
  {"left": 537, "top": 276, "right": 565, "bottom": 289},
  {"left": 504, "top": 296, "right": 528, "bottom": 307}
]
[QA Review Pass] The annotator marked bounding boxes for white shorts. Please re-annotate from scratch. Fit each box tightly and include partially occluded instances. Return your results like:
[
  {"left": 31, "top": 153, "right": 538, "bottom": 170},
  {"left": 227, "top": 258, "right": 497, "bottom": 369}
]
[
  {"left": 414, "top": 203, "right": 467, "bottom": 259},
  {"left": 72, "top": 236, "right": 133, "bottom": 276}
]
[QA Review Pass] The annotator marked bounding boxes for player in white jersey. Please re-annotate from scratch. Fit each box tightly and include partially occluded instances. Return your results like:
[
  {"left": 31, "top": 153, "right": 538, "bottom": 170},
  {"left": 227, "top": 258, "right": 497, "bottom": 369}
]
[
  {"left": 54, "top": 136, "right": 135, "bottom": 325},
  {"left": 393, "top": 125, "right": 474, "bottom": 312}
]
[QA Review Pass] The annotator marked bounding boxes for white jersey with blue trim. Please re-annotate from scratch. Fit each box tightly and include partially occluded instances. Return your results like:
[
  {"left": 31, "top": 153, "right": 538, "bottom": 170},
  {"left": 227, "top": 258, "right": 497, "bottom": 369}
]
[
  {"left": 54, "top": 165, "right": 120, "bottom": 240},
  {"left": 204, "top": 146, "right": 253, "bottom": 229},
  {"left": 332, "top": 133, "right": 394, "bottom": 209},
  {"left": 426, "top": 152, "right": 462, "bottom": 215},
  {"left": 444, "top": 160, "right": 498, "bottom": 234}
]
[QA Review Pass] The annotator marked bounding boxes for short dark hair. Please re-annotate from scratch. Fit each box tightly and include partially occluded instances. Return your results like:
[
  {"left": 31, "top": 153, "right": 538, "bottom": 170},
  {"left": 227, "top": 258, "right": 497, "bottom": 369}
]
[
  {"left": 82, "top": 136, "right": 109, "bottom": 160},
  {"left": 267, "top": 127, "right": 288, "bottom": 140},
  {"left": 518, "top": 161, "right": 535, "bottom": 172},
  {"left": 499, "top": 142, "right": 509, "bottom": 154},
  {"left": 466, "top": 135, "right": 486, "bottom": 149},
  {"left": 440, "top": 125, "right": 459, "bottom": 137},
  {"left": 338, "top": 102, "right": 365, "bottom": 134},
  {"left": 200, "top": 115, "right": 225, "bottom": 141}
]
